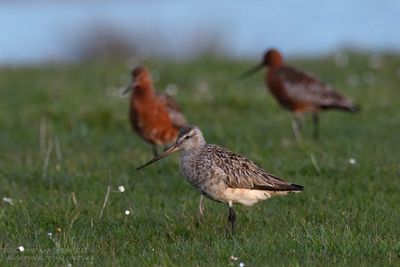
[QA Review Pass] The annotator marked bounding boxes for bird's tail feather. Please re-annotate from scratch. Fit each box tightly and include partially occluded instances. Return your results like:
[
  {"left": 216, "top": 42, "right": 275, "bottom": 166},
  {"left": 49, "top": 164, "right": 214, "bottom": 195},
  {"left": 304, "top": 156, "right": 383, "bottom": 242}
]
[
  {"left": 254, "top": 183, "right": 304, "bottom": 192},
  {"left": 346, "top": 104, "right": 360, "bottom": 113},
  {"left": 323, "top": 102, "right": 360, "bottom": 113},
  {"left": 289, "top": 183, "right": 304, "bottom": 192}
]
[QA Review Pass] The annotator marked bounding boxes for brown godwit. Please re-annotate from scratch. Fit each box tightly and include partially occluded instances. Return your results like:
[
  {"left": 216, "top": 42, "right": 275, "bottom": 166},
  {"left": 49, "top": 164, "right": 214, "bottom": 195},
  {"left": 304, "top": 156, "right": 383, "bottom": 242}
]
[
  {"left": 123, "top": 66, "right": 187, "bottom": 156},
  {"left": 240, "top": 48, "right": 359, "bottom": 140},
  {"left": 124, "top": 67, "right": 206, "bottom": 217},
  {"left": 137, "top": 125, "right": 304, "bottom": 233}
]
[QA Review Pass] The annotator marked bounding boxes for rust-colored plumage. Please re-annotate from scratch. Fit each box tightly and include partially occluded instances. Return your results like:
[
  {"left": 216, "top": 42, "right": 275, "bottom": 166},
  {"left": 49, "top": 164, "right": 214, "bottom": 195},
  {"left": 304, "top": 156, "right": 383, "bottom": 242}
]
[
  {"left": 127, "top": 67, "right": 187, "bottom": 155},
  {"left": 241, "top": 49, "right": 359, "bottom": 139}
]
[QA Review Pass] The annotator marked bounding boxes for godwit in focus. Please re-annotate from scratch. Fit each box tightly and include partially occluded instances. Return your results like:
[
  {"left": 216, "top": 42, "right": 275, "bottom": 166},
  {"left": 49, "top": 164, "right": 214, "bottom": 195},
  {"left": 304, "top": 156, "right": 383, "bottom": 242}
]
[
  {"left": 137, "top": 125, "right": 304, "bottom": 233},
  {"left": 240, "top": 49, "right": 359, "bottom": 140},
  {"left": 124, "top": 67, "right": 206, "bottom": 217}
]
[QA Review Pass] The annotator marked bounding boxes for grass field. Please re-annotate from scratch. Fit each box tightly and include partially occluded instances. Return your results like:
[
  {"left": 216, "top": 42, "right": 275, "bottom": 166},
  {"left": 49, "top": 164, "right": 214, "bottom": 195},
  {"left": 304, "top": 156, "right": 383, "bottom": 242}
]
[{"left": 0, "top": 53, "right": 400, "bottom": 266}]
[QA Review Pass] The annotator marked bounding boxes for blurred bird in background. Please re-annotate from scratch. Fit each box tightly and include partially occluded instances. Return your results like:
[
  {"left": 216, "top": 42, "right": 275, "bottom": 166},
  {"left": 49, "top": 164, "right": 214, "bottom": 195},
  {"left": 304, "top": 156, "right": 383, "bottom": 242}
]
[
  {"left": 124, "top": 66, "right": 187, "bottom": 156},
  {"left": 240, "top": 48, "right": 359, "bottom": 140}
]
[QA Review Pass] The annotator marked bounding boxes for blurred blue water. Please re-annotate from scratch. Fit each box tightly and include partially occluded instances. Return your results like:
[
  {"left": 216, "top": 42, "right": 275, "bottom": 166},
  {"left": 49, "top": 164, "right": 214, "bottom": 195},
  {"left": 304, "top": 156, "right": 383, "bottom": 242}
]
[{"left": 0, "top": 0, "right": 399, "bottom": 64}]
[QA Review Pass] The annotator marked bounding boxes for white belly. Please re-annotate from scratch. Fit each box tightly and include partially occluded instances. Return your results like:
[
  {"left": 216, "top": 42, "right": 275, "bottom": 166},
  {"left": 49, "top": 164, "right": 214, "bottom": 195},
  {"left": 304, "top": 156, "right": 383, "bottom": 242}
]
[{"left": 221, "top": 188, "right": 290, "bottom": 206}]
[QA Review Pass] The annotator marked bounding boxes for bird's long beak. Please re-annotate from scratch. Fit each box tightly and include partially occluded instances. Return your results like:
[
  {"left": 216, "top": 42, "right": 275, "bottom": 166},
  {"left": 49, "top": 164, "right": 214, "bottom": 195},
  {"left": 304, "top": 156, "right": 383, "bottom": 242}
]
[
  {"left": 121, "top": 86, "right": 132, "bottom": 96},
  {"left": 238, "top": 63, "right": 264, "bottom": 81},
  {"left": 136, "top": 143, "right": 180, "bottom": 170},
  {"left": 121, "top": 80, "right": 140, "bottom": 96}
]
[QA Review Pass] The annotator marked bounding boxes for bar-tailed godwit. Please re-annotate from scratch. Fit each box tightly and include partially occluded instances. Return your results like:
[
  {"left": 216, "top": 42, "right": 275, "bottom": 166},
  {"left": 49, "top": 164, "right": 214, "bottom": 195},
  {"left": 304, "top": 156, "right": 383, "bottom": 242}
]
[
  {"left": 124, "top": 67, "right": 187, "bottom": 155},
  {"left": 240, "top": 49, "right": 359, "bottom": 140},
  {"left": 137, "top": 125, "right": 304, "bottom": 233}
]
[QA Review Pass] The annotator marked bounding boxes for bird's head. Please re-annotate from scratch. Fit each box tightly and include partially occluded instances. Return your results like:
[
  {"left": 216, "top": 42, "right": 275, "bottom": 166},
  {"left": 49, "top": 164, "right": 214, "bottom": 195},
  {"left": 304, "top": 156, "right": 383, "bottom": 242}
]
[
  {"left": 122, "top": 66, "right": 152, "bottom": 95},
  {"left": 136, "top": 126, "right": 206, "bottom": 170},
  {"left": 175, "top": 125, "right": 206, "bottom": 151},
  {"left": 262, "top": 49, "right": 283, "bottom": 67},
  {"left": 238, "top": 48, "right": 283, "bottom": 80}
]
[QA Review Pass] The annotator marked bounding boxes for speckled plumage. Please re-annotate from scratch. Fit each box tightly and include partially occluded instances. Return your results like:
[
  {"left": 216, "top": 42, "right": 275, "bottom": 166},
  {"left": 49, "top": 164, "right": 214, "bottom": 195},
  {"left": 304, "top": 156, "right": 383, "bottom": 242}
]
[
  {"left": 137, "top": 125, "right": 303, "bottom": 232},
  {"left": 180, "top": 132, "right": 303, "bottom": 206}
]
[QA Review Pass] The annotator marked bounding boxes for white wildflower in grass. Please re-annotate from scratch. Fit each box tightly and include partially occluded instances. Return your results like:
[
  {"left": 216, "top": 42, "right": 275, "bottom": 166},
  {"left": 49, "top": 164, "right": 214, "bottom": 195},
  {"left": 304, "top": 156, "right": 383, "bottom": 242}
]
[
  {"left": 229, "top": 255, "right": 238, "bottom": 261},
  {"left": 47, "top": 232, "right": 53, "bottom": 238},
  {"left": 67, "top": 263, "right": 72, "bottom": 267},
  {"left": 239, "top": 262, "right": 245, "bottom": 267},
  {"left": 118, "top": 185, "right": 125, "bottom": 193},
  {"left": 2, "top": 197, "right": 13, "bottom": 205},
  {"left": 18, "top": 246, "right": 24, "bottom": 252},
  {"left": 124, "top": 210, "right": 130, "bottom": 215},
  {"left": 349, "top": 158, "right": 357, "bottom": 165}
]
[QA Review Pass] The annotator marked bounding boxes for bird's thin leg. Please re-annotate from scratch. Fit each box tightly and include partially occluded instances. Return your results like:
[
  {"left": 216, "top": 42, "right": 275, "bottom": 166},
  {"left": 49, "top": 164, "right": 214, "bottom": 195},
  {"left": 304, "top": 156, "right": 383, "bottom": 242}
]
[
  {"left": 291, "top": 113, "right": 302, "bottom": 141},
  {"left": 228, "top": 202, "right": 236, "bottom": 234},
  {"left": 199, "top": 195, "right": 205, "bottom": 219},
  {"left": 312, "top": 113, "right": 319, "bottom": 140},
  {"left": 152, "top": 146, "right": 159, "bottom": 157}
]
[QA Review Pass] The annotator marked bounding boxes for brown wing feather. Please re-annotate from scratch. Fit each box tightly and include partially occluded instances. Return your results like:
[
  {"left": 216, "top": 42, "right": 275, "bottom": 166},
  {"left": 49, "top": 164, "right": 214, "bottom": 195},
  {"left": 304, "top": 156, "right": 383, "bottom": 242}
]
[
  {"left": 157, "top": 92, "right": 187, "bottom": 128},
  {"left": 278, "top": 66, "right": 354, "bottom": 110},
  {"left": 200, "top": 145, "right": 303, "bottom": 192}
]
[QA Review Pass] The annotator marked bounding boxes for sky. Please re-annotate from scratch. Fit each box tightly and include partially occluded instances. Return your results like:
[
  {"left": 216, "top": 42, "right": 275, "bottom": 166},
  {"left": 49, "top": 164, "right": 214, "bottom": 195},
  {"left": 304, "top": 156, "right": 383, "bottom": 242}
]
[{"left": 0, "top": 0, "right": 399, "bottom": 64}]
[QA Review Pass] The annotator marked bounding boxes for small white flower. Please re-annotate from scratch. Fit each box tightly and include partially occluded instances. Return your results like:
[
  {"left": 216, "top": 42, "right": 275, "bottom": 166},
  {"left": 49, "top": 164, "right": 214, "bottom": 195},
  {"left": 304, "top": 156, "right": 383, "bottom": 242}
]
[
  {"left": 2, "top": 197, "right": 13, "bottom": 205},
  {"left": 349, "top": 158, "right": 357, "bottom": 165},
  {"left": 18, "top": 246, "right": 24, "bottom": 252},
  {"left": 229, "top": 255, "right": 238, "bottom": 261},
  {"left": 124, "top": 210, "right": 130, "bottom": 215},
  {"left": 239, "top": 262, "right": 245, "bottom": 267},
  {"left": 47, "top": 232, "right": 53, "bottom": 238},
  {"left": 67, "top": 263, "right": 72, "bottom": 267},
  {"left": 118, "top": 185, "right": 125, "bottom": 193}
]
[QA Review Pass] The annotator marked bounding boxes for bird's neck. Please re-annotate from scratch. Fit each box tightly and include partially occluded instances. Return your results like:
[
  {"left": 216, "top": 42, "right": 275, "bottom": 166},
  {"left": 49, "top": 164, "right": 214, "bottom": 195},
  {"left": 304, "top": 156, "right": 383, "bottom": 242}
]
[
  {"left": 180, "top": 145, "right": 205, "bottom": 178},
  {"left": 267, "top": 61, "right": 283, "bottom": 80},
  {"left": 131, "top": 84, "right": 155, "bottom": 100},
  {"left": 269, "top": 59, "right": 283, "bottom": 69},
  {"left": 182, "top": 143, "right": 206, "bottom": 158}
]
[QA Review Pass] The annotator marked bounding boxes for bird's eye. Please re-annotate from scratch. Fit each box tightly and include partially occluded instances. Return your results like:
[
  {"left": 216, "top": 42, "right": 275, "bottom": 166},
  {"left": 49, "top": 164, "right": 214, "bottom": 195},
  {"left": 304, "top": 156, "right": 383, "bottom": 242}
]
[{"left": 185, "top": 135, "right": 190, "bottom": 140}]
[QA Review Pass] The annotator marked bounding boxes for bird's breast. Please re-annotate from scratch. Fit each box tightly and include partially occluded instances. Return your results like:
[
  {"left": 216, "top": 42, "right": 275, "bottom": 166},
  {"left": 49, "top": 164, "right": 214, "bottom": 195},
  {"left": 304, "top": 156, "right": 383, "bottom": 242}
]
[
  {"left": 180, "top": 152, "right": 229, "bottom": 203},
  {"left": 130, "top": 97, "right": 178, "bottom": 145},
  {"left": 180, "top": 152, "right": 199, "bottom": 186}
]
